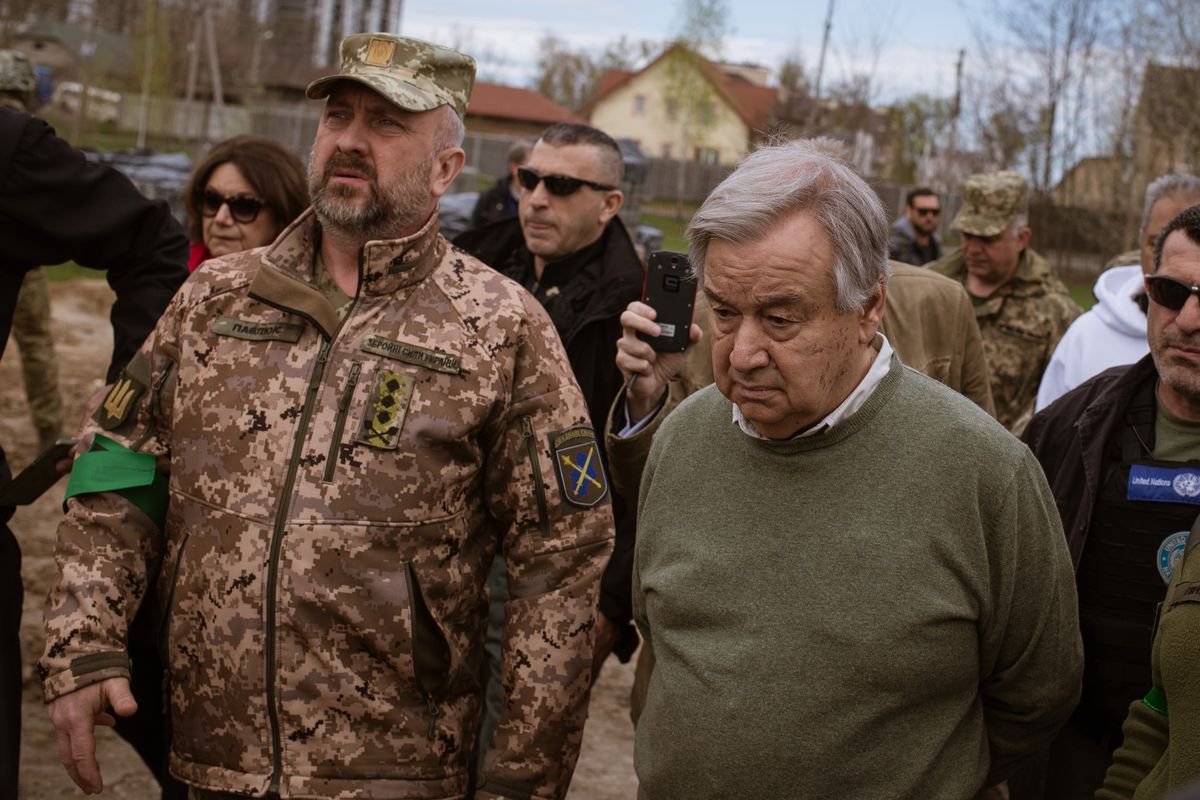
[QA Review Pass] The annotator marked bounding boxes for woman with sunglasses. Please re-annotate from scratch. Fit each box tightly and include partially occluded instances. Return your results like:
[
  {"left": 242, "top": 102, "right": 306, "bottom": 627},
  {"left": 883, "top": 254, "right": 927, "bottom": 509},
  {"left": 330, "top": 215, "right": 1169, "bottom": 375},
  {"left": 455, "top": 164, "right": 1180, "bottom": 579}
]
[{"left": 182, "top": 135, "right": 308, "bottom": 271}]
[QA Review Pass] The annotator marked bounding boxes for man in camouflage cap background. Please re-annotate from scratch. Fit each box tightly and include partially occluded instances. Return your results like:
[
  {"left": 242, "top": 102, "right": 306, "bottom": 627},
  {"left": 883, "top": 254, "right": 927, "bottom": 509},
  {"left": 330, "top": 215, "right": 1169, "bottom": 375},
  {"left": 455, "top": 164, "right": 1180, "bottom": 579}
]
[
  {"left": 43, "top": 32, "right": 613, "bottom": 800},
  {"left": 929, "top": 170, "right": 1081, "bottom": 432},
  {"left": 0, "top": 50, "right": 63, "bottom": 450}
]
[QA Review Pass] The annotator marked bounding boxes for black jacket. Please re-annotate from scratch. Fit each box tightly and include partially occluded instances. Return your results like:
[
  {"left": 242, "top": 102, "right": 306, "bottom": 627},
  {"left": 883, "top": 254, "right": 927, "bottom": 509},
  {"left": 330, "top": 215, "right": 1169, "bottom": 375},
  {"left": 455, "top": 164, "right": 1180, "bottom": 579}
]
[
  {"left": 455, "top": 216, "right": 645, "bottom": 657},
  {"left": 0, "top": 108, "right": 188, "bottom": 515},
  {"left": 468, "top": 175, "right": 519, "bottom": 230},
  {"left": 1022, "top": 355, "right": 1159, "bottom": 569}
]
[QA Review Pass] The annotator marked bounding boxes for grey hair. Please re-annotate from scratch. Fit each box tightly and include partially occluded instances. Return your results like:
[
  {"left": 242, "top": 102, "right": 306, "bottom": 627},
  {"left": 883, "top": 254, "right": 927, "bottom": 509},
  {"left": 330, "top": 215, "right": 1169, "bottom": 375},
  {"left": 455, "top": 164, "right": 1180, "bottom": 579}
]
[
  {"left": 1142, "top": 174, "right": 1200, "bottom": 233},
  {"left": 686, "top": 138, "right": 890, "bottom": 311},
  {"left": 435, "top": 104, "right": 465, "bottom": 151}
]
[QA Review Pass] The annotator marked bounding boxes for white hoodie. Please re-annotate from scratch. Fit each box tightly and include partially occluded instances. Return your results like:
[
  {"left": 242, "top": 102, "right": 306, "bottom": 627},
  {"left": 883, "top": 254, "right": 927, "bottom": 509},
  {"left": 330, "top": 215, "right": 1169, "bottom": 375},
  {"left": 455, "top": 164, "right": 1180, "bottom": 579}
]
[{"left": 1035, "top": 263, "right": 1149, "bottom": 410}]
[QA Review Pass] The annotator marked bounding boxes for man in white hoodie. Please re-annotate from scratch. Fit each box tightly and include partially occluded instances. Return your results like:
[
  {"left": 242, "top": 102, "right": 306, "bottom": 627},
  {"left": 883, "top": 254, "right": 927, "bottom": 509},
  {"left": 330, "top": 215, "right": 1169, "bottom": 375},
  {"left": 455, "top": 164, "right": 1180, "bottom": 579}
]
[{"left": 1036, "top": 174, "right": 1200, "bottom": 410}]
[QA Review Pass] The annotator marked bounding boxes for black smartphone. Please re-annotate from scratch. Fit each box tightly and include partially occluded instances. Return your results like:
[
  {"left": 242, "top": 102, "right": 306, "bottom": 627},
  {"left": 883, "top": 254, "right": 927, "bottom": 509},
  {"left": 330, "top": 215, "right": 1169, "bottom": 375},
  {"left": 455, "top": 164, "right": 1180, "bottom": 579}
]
[
  {"left": 0, "top": 438, "right": 77, "bottom": 506},
  {"left": 637, "top": 250, "right": 697, "bottom": 353}
]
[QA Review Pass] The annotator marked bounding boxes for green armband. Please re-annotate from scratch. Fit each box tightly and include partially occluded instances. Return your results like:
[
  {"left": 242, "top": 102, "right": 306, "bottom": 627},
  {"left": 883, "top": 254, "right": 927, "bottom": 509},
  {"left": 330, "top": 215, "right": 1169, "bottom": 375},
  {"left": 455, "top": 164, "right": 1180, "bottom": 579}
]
[
  {"left": 1143, "top": 686, "right": 1168, "bottom": 717},
  {"left": 64, "top": 435, "right": 168, "bottom": 529}
]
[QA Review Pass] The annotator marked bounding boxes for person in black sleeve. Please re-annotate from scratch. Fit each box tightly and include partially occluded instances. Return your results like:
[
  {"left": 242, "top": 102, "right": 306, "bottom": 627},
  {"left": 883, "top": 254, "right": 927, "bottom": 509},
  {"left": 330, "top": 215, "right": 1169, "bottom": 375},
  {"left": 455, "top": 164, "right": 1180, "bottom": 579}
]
[{"left": 0, "top": 106, "right": 188, "bottom": 798}]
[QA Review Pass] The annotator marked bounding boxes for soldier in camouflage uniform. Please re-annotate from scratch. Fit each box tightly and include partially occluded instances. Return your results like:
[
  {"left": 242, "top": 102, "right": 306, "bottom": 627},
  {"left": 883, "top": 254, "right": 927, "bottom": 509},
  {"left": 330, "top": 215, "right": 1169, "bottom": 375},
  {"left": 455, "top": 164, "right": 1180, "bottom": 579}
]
[
  {"left": 41, "top": 33, "right": 614, "bottom": 800},
  {"left": 929, "top": 171, "right": 1081, "bottom": 433},
  {"left": 0, "top": 50, "right": 64, "bottom": 448}
]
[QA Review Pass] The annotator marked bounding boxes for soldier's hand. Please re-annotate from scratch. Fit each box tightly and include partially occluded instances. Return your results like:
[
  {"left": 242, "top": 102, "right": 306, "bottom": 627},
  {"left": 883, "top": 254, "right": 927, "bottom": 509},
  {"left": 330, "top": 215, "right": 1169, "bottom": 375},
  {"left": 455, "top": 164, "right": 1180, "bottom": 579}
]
[
  {"left": 56, "top": 384, "right": 109, "bottom": 474},
  {"left": 615, "top": 301, "right": 702, "bottom": 422},
  {"left": 47, "top": 676, "right": 137, "bottom": 794}
]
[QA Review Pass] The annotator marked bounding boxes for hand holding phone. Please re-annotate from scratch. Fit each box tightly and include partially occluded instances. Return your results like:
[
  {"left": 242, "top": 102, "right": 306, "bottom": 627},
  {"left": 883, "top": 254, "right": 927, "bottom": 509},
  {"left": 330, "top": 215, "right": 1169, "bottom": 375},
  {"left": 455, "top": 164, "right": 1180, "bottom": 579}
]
[{"left": 636, "top": 250, "right": 697, "bottom": 353}]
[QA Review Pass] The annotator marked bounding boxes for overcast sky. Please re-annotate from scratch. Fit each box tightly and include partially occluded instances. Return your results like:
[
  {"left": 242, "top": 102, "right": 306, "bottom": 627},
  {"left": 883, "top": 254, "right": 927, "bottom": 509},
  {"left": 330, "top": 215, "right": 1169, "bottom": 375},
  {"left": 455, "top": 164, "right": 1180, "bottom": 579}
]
[{"left": 400, "top": 0, "right": 984, "bottom": 103}]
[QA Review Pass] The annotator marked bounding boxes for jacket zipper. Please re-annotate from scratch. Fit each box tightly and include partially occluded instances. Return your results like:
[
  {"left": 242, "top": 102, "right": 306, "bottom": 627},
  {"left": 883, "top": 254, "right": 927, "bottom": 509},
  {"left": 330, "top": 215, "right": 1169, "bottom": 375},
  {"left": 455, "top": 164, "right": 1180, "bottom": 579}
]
[
  {"left": 131, "top": 359, "right": 176, "bottom": 452},
  {"left": 521, "top": 416, "right": 551, "bottom": 538},
  {"left": 322, "top": 361, "right": 361, "bottom": 483},
  {"left": 265, "top": 260, "right": 361, "bottom": 792},
  {"left": 403, "top": 560, "right": 449, "bottom": 741},
  {"left": 156, "top": 530, "right": 191, "bottom": 667}
]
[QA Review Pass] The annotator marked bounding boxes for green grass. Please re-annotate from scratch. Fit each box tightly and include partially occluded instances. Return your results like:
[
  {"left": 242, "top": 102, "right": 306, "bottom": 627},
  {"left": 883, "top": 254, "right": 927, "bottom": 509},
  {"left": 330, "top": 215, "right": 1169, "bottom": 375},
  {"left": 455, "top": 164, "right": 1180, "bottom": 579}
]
[
  {"left": 42, "top": 262, "right": 103, "bottom": 281},
  {"left": 1066, "top": 280, "right": 1097, "bottom": 311},
  {"left": 639, "top": 212, "right": 689, "bottom": 252}
]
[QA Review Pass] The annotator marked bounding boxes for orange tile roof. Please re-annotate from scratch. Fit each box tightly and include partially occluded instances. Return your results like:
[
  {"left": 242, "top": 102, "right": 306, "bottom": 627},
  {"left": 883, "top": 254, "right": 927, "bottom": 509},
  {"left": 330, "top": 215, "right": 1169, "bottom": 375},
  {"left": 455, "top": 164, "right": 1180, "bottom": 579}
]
[
  {"left": 467, "top": 81, "right": 587, "bottom": 125},
  {"left": 589, "top": 44, "right": 777, "bottom": 133}
]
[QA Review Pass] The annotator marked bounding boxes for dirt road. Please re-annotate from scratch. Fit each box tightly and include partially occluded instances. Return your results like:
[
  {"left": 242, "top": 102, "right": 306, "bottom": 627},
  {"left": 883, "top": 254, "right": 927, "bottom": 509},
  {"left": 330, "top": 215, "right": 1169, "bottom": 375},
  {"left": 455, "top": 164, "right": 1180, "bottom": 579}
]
[{"left": 4, "top": 279, "right": 638, "bottom": 798}]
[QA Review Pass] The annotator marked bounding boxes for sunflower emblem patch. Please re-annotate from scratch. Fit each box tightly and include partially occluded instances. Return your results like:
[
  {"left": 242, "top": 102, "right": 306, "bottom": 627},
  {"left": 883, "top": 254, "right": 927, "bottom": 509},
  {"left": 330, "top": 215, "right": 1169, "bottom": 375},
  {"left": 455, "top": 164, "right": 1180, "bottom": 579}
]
[{"left": 549, "top": 426, "right": 608, "bottom": 509}]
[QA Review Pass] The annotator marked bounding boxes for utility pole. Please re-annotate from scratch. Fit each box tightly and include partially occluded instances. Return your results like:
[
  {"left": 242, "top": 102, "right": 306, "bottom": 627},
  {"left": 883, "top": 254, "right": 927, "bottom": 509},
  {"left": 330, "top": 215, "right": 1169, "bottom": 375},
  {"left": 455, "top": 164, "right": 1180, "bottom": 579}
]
[
  {"left": 810, "top": 0, "right": 835, "bottom": 131},
  {"left": 946, "top": 48, "right": 965, "bottom": 186}
]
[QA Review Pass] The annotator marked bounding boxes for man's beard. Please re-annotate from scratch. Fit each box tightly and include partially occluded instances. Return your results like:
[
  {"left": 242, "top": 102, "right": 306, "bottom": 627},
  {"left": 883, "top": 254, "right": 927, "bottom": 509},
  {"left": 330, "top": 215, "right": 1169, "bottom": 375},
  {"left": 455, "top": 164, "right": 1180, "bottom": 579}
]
[{"left": 309, "top": 151, "right": 433, "bottom": 240}]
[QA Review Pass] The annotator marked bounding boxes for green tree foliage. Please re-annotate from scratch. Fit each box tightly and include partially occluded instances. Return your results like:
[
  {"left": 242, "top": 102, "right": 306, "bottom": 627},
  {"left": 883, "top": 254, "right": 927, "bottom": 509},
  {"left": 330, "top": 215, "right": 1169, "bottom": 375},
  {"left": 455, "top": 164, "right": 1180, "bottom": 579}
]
[{"left": 888, "top": 94, "right": 952, "bottom": 184}]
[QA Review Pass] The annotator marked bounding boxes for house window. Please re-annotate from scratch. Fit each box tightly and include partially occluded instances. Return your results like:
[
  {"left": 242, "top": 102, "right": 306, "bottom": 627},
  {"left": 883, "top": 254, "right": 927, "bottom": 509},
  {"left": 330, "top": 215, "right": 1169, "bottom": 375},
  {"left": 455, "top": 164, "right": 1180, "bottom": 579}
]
[
  {"left": 698, "top": 101, "right": 715, "bottom": 125},
  {"left": 661, "top": 143, "right": 672, "bottom": 159},
  {"left": 634, "top": 95, "right": 646, "bottom": 116},
  {"left": 694, "top": 147, "right": 719, "bottom": 165}
]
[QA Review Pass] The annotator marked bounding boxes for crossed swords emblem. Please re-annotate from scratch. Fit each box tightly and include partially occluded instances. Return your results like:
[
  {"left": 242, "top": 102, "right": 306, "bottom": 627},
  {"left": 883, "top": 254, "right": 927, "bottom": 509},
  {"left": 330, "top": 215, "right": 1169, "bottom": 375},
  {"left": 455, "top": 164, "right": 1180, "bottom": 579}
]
[{"left": 560, "top": 447, "right": 602, "bottom": 495}]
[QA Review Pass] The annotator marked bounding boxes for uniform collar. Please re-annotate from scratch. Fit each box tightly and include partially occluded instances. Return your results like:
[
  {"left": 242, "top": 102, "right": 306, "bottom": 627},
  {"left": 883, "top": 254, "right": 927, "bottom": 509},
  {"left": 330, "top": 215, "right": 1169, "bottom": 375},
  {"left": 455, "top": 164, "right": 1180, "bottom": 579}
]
[
  {"left": 259, "top": 207, "right": 446, "bottom": 298},
  {"left": 248, "top": 207, "right": 447, "bottom": 339}
]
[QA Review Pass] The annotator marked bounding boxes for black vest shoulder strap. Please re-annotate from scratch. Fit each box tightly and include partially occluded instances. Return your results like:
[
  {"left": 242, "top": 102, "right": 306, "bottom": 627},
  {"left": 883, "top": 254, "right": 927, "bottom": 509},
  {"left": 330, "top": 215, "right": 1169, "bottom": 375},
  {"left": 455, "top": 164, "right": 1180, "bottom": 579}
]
[{"left": 1118, "top": 378, "right": 1158, "bottom": 464}]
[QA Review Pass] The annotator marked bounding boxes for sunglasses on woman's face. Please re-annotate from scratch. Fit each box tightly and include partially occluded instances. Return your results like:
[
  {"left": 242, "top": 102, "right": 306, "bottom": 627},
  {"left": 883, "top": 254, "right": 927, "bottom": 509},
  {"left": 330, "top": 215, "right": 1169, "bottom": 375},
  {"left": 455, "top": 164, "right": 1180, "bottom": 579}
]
[
  {"left": 200, "top": 189, "right": 266, "bottom": 223},
  {"left": 516, "top": 167, "right": 616, "bottom": 197},
  {"left": 1146, "top": 275, "right": 1200, "bottom": 311}
]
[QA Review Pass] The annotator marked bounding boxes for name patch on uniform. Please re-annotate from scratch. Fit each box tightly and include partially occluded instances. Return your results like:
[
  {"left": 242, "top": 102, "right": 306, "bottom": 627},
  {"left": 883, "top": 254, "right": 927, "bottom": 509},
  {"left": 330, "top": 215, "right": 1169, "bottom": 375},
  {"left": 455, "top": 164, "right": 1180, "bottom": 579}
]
[
  {"left": 361, "top": 335, "right": 460, "bottom": 375},
  {"left": 355, "top": 369, "right": 414, "bottom": 450},
  {"left": 549, "top": 426, "right": 608, "bottom": 510},
  {"left": 1168, "top": 580, "right": 1200, "bottom": 610},
  {"left": 212, "top": 316, "right": 303, "bottom": 343},
  {"left": 1128, "top": 465, "right": 1200, "bottom": 505}
]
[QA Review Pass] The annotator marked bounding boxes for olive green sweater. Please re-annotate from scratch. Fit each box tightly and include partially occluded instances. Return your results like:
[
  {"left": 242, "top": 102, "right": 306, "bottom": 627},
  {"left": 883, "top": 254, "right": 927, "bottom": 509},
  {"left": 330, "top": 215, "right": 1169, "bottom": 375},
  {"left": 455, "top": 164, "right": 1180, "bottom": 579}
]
[
  {"left": 632, "top": 358, "right": 1083, "bottom": 799},
  {"left": 1098, "top": 527, "right": 1200, "bottom": 800}
]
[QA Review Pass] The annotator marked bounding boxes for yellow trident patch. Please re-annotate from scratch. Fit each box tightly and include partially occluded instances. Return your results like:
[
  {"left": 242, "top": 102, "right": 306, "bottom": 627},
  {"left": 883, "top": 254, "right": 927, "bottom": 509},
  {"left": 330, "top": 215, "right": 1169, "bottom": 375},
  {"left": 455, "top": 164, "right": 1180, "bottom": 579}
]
[
  {"left": 95, "top": 373, "right": 146, "bottom": 430},
  {"left": 355, "top": 369, "right": 414, "bottom": 450}
]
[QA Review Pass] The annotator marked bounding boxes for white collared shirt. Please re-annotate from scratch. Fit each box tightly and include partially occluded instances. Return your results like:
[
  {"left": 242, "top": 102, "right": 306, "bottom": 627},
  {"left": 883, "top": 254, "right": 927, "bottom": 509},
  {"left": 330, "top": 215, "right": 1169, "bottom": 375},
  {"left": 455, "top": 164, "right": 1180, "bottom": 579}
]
[{"left": 732, "top": 334, "right": 893, "bottom": 440}]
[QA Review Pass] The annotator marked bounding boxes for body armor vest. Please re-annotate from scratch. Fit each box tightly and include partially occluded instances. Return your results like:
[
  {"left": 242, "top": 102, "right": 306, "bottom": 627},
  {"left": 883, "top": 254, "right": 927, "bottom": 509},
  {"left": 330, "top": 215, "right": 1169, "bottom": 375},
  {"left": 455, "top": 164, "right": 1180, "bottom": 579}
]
[{"left": 1077, "top": 381, "right": 1200, "bottom": 734}]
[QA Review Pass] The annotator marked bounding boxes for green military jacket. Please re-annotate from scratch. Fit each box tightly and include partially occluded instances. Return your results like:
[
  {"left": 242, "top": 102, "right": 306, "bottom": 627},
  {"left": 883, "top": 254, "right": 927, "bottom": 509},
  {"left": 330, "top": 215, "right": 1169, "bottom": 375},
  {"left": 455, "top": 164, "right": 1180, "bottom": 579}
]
[
  {"left": 41, "top": 209, "right": 614, "bottom": 800},
  {"left": 928, "top": 247, "right": 1081, "bottom": 433}
]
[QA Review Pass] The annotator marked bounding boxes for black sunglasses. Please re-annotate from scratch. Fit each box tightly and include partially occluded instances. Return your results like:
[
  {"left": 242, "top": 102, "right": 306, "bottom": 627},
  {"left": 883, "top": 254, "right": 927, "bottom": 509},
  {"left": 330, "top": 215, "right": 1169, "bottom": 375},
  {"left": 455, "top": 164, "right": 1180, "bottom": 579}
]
[
  {"left": 913, "top": 206, "right": 940, "bottom": 217},
  {"left": 1146, "top": 275, "right": 1200, "bottom": 311},
  {"left": 516, "top": 167, "right": 616, "bottom": 197},
  {"left": 200, "top": 189, "right": 266, "bottom": 223}
]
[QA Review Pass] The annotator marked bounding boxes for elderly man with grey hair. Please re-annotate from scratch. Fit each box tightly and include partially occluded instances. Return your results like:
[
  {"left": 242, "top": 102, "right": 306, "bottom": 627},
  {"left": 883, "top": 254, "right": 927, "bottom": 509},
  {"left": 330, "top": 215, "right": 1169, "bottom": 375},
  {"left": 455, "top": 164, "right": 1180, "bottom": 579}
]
[
  {"left": 626, "top": 139, "right": 1082, "bottom": 799},
  {"left": 1036, "top": 173, "right": 1200, "bottom": 410}
]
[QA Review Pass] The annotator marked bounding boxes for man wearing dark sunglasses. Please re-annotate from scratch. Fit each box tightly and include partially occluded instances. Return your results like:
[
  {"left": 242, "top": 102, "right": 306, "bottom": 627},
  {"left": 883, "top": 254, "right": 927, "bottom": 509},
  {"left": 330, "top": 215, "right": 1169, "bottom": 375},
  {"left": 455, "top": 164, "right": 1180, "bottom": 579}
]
[
  {"left": 929, "top": 170, "right": 1081, "bottom": 433},
  {"left": 456, "top": 122, "right": 644, "bottom": 755},
  {"left": 1021, "top": 204, "right": 1200, "bottom": 800},
  {"left": 888, "top": 186, "right": 942, "bottom": 266}
]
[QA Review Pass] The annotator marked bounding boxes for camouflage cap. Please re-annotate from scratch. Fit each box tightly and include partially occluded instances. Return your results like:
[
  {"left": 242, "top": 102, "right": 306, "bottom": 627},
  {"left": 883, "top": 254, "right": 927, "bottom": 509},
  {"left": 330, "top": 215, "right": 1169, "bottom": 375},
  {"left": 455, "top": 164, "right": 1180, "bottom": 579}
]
[
  {"left": 306, "top": 33, "right": 475, "bottom": 119},
  {"left": 0, "top": 50, "right": 35, "bottom": 96},
  {"left": 951, "top": 170, "right": 1029, "bottom": 237}
]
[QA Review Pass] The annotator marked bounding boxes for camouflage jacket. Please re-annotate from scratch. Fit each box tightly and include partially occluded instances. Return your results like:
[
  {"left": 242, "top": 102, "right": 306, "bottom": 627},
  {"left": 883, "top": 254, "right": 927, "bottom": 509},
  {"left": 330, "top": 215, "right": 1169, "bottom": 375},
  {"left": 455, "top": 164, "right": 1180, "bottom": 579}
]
[
  {"left": 41, "top": 209, "right": 615, "bottom": 800},
  {"left": 929, "top": 247, "right": 1081, "bottom": 433}
]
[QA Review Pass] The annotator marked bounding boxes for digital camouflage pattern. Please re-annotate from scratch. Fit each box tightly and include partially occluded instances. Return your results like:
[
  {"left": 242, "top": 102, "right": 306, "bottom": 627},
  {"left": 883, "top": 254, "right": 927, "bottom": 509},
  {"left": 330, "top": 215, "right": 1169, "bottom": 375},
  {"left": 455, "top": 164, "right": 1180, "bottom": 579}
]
[
  {"left": 13, "top": 267, "right": 63, "bottom": 447},
  {"left": 951, "top": 170, "right": 1030, "bottom": 237},
  {"left": 41, "top": 208, "right": 614, "bottom": 799},
  {"left": 929, "top": 246, "right": 1081, "bottom": 433},
  {"left": 306, "top": 34, "right": 475, "bottom": 119},
  {"left": 0, "top": 49, "right": 35, "bottom": 96}
]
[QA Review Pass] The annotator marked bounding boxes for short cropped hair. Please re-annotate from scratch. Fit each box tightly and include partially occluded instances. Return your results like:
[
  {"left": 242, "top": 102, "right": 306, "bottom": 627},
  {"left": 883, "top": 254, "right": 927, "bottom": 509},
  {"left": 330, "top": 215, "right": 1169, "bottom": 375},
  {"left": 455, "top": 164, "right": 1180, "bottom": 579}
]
[
  {"left": 434, "top": 104, "right": 465, "bottom": 151},
  {"left": 537, "top": 123, "right": 624, "bottom": 185},
  {"left": 906, "top": 187, "right": 937, "bottom": 206},
  {"left": 183, "top": 135, "right": 308, "bottom": 243},
  {"left": 1142, "top": 174, "right": 1200, "bottom": 234},
  {"left": 1153, "top": 204, "right": 1200, "bottom": 272},
  {"left": 686, "top": 138, "right": 890, "bottom": 311}
]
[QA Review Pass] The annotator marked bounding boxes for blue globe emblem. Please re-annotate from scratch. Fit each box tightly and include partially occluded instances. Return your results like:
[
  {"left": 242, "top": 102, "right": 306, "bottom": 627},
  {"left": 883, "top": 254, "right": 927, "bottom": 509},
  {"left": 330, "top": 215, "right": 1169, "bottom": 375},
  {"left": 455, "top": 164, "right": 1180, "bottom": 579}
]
[
  {"left": 1158, "top": 531, "right": 1190, "bottom": 583},
  {"left": 1173, "top": 472, "right": 1200, "bottom": 498}
]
